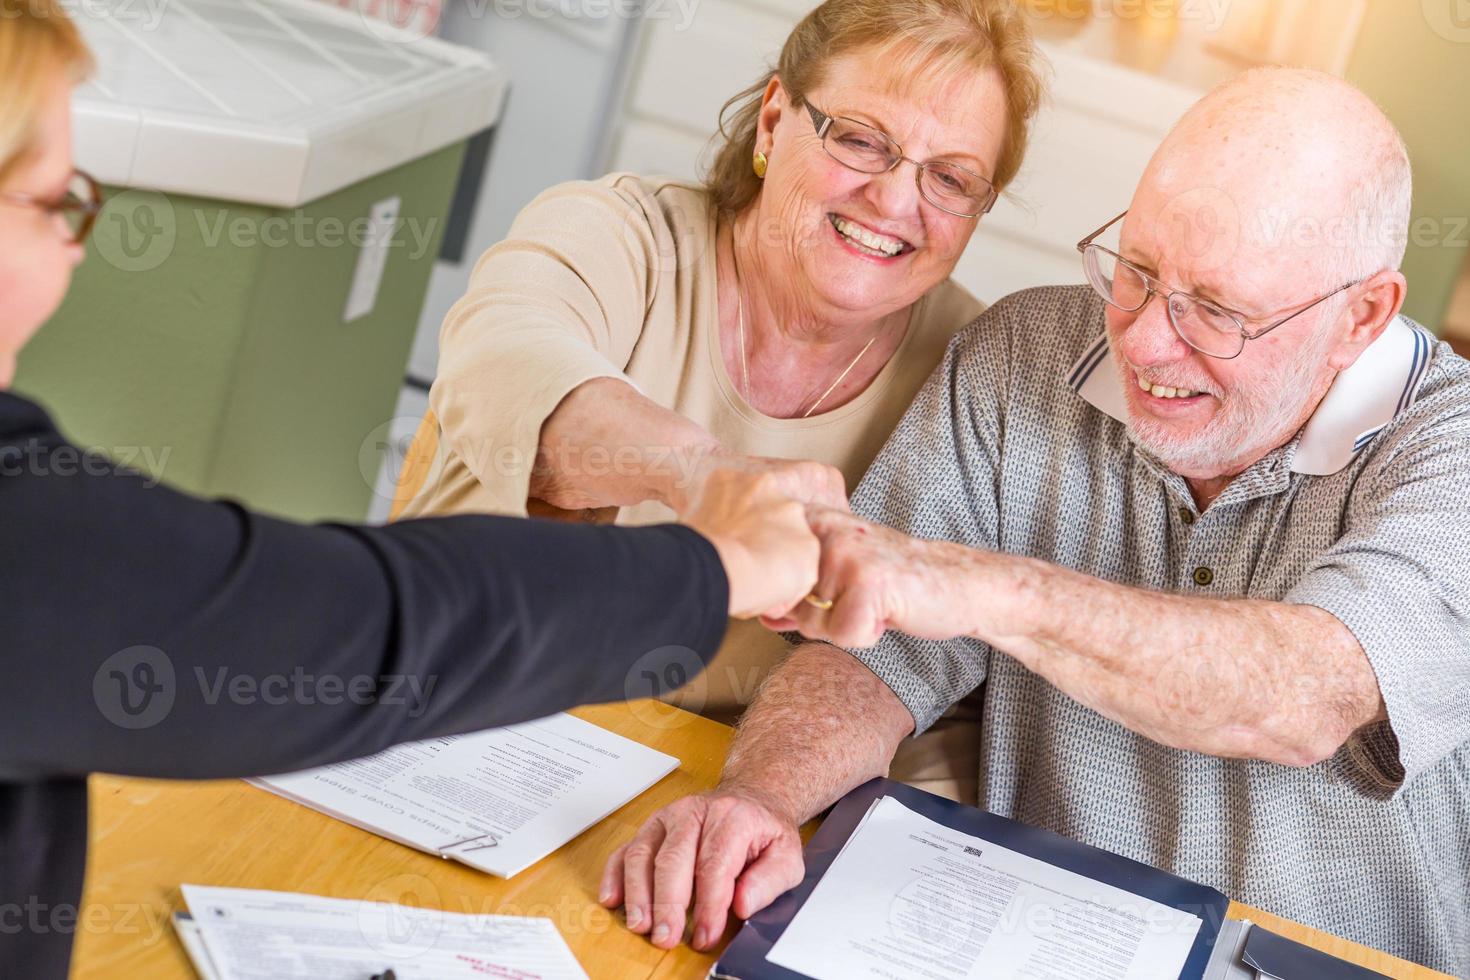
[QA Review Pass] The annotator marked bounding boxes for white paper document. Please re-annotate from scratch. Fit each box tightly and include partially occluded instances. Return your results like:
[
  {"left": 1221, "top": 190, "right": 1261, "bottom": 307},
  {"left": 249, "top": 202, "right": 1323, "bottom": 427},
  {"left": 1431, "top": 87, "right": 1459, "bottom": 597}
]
[
  {"left": 251, "top": 712, "right": 677, "bottom": 877},
  {"left": 179, "top": 884, "right": 587, "bottom": 980},
  {"left": 767, "top": 796, "right": 1203, "bottom": 980},
  {"left": 173, "top": 913, "right": 222, "bottom": 980}
]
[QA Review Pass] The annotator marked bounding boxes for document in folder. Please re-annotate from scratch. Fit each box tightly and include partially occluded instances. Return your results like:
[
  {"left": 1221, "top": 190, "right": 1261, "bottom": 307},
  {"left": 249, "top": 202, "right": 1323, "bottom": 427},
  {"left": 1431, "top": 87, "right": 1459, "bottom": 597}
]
[
  {"left": 715, "top": 778, "right": 1230, "bottom": 980},
  {"left": 251, "top": 712, "right": 677, "bottom": 878}
]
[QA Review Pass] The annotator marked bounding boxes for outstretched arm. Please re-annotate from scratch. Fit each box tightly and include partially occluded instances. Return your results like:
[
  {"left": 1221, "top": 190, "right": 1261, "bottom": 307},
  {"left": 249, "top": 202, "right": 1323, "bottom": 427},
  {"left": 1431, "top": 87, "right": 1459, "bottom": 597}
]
[
  {"left": 530, "top": 377, "right": 847, "bottom": 516},
  {"left": 427, "top": 180, "right": 845, "bottom": 520},
  {"left": 0, "top": 397, "right": 818, "bottom": 780},
  {"left": 773, "top": 508, "right": 1384, "bottom": 768}
]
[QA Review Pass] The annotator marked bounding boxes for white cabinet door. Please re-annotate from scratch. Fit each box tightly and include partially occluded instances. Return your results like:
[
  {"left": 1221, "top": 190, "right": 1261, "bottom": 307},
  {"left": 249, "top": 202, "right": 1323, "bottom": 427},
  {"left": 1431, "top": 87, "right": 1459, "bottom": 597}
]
[
  {"left": 609, "top": 118, "right": 709, "bottom": 180},
  {"left": 627, "top": 0, "right": 798, "bottom": 133}
]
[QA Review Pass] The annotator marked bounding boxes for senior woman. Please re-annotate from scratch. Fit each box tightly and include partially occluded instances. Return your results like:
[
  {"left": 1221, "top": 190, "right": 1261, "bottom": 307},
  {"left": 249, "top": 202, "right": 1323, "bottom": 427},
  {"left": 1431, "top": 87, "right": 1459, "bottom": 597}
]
[{"left": 400, "top": 0, "right": 1043, "bottom": 797}]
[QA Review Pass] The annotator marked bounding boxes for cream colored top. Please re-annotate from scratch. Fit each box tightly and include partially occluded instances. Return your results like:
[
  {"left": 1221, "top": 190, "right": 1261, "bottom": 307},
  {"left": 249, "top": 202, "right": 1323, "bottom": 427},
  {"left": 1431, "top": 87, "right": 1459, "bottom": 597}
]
[{"left": 403, "top": 173, "right": 986, "bottom": 799}]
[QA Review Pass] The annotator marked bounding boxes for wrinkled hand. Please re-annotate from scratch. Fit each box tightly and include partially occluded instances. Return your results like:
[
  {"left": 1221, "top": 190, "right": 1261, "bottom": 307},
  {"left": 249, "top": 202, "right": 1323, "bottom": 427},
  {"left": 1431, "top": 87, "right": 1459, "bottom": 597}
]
[
  {"left": 672, "top": 451, "right": 849, "bottom": 517},
  {"left": 680, "top": 467, "right": 822, "bottom": 619},
  {"left": 599, "top": 791, "right": 805, "bottom": 951},
  {"left": 761, "top": 506, "right": 981, "bottom": 648}
]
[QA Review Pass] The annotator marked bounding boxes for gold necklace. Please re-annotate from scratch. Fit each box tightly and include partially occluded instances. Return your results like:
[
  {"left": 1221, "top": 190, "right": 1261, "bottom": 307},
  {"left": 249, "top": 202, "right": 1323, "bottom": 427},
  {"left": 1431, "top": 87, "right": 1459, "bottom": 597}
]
[{"left": 731, "top": 238, "right": 879, "bottom": 419}]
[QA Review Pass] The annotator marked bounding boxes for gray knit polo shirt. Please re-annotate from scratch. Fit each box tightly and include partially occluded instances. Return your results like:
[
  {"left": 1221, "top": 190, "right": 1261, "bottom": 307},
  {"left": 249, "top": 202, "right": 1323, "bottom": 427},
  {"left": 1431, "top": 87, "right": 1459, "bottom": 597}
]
[{"left": 847, "top": 284, "right": 1470, "bottom": 976}]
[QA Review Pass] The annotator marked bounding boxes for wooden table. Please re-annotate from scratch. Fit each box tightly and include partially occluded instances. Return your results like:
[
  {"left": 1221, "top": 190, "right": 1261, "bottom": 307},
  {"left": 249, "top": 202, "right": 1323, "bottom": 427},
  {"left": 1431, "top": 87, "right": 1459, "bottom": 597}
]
[{"left": 72, "top": 700, "right": 1451, "bottom": 979}]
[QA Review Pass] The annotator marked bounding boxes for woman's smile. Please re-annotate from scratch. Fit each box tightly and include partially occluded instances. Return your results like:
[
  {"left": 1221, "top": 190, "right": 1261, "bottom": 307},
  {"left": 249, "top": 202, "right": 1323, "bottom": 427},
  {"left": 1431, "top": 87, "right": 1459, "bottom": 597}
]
[{"left": 826, "top": 212, "right": 916, "bottom": 260}]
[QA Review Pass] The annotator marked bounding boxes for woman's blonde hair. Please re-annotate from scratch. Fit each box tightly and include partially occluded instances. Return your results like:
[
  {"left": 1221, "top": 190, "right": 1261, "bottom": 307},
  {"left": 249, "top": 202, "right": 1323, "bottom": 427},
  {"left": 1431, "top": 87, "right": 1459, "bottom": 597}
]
[
  {"left": 706, "top": 0, "right": 1043, "bottom": 216},
  {"left": 0, "top": 0, "right": 94, "bottom": 184}
]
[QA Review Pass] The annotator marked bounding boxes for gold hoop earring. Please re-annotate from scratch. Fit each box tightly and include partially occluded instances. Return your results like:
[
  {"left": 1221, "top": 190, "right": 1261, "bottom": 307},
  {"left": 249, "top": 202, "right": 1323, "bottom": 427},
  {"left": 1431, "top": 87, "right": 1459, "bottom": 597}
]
[{"left": 752, "top": 152, "right": 768, "bottom": 179}]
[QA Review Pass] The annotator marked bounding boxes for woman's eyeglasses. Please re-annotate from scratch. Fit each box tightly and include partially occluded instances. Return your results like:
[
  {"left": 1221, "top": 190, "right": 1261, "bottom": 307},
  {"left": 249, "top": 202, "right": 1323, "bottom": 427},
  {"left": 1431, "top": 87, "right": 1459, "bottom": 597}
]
[
  {"left": 805, "top": 102, "right": 998, "bottom": 219},
  {"left": 0, "top": 169, "right": 104, "bottom": 245}
]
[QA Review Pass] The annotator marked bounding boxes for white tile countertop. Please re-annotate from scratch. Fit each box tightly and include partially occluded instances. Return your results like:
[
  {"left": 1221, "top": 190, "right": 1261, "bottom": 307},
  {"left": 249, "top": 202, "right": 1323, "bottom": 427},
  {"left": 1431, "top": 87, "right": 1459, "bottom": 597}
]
[{"left": 70, "top": 0, "right": 509, "bottom": 206}]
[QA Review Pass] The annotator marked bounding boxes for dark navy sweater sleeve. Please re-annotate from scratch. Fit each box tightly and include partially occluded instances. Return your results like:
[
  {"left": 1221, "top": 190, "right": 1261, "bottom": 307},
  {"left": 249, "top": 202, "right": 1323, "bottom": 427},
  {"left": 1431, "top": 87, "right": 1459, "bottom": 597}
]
[
  {"left": 0, "top": 390, "right": 728, "bottom": 980},
  {"left": 0, "top": 390, "right": 729, "bottom": 777}
]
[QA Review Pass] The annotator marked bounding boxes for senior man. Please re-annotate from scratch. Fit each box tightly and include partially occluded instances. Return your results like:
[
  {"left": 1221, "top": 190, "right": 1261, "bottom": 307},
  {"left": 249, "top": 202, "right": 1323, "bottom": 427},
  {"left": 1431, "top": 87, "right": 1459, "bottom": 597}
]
[{"left": 600, "top": 66, "right": 1470, "bottom": 975}]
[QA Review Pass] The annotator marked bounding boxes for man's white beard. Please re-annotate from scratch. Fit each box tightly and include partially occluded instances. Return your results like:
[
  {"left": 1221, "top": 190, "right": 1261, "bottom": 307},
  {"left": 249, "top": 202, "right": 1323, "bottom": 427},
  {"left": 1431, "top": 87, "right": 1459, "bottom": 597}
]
[{"left": 1120, "top": 328, "right": 1336, "bottom": 478}]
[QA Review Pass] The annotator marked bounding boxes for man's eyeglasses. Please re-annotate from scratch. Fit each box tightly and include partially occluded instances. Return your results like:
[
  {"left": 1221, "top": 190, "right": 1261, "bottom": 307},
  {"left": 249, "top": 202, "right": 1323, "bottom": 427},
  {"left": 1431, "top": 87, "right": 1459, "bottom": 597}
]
[
  {"left": 0, "top": 169, "right": 104, "bottom": 245},
  {"left": 805, "top": 102, "right": 999, "bottom": 219},
  {"left": 1077, "top": 210, "right": 1361, "bottom": 360}
]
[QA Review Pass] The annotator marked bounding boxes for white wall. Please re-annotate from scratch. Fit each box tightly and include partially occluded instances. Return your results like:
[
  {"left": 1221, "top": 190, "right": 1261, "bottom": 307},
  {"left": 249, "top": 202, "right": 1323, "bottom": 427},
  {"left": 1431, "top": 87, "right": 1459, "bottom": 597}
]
[{"left": 406, "top": 3, "right": 641, "bottom": 383}]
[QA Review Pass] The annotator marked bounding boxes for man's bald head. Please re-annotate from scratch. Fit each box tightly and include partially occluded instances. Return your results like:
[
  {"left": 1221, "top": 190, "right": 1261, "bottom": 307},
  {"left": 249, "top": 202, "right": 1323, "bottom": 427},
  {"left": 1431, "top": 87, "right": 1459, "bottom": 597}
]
[
  {"left": 1131, "top": 67, "right": 1411, "bottom": 303},
  {"left": 1102, "top": 67, "right": 1413, "bottom": 487}
]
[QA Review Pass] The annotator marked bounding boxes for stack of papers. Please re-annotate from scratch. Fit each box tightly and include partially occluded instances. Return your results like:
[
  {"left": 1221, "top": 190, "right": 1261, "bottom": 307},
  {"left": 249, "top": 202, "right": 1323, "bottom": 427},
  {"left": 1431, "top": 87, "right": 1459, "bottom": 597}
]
[
  {"left": 251, "top": 712, "right": 677, "bottom": 877},
  {"left": 174, "top": 885, "right": 588, "bottom": 979}
]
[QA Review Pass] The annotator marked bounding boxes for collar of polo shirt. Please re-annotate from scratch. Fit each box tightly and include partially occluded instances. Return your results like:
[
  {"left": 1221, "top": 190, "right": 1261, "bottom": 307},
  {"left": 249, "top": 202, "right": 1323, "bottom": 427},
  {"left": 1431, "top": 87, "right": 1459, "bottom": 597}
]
[{"left": 1067, "top": 313, "right": 1435, "bottom": 477}]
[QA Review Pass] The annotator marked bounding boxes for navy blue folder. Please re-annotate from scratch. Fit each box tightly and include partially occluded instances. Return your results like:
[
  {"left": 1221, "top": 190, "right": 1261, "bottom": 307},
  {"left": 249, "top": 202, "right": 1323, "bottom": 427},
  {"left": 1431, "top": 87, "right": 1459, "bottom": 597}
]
[
  {"left": 1242, "top": 926, "right": 1390, "bottom": 979},
  {"left": 713, "top": 777, "right": 1231, "bottom": 980}
]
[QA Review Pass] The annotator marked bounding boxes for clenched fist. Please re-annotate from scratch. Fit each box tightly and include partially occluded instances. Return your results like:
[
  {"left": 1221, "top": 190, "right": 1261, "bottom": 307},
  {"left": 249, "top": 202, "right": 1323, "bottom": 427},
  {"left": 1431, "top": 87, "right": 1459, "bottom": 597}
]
[
  {"left": 680, "top": 469, "right": 822, "bottom": 619},
  {"left": 762, "top": 506, "right": 990, "bottom": 647}
]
